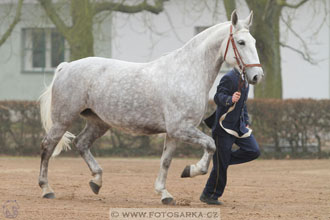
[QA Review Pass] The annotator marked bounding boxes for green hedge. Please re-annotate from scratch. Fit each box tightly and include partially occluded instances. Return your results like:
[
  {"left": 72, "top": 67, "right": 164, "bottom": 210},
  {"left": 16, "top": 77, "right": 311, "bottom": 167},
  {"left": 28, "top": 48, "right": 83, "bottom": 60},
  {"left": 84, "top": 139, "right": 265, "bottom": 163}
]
[
  {"left": 0, "top": 100, "right": 329, "bottom": 158},
  {"left": 0, "top": 101, "right": 42, "bottom": 155},
  {"left": 248, "top": 99, "right": 330, "bottom": 158}
]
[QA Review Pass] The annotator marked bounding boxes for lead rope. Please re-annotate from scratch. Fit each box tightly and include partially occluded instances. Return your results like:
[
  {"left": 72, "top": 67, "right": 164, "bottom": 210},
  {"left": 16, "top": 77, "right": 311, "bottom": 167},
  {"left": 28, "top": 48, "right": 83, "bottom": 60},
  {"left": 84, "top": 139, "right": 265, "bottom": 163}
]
[{"left": 218, "top": 72, "right": 252, "bottom": 139}]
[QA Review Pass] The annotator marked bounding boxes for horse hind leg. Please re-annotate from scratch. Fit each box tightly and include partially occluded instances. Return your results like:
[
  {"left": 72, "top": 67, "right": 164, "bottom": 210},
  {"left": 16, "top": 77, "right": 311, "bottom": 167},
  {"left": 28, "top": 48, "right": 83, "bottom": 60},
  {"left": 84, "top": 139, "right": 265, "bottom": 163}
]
[
  {"left": 74, "top": 110, "right": 109, "bottom": 194},
  {"left": 39, "top": 123, "right": 70, "bottom": 199},
  {"left": 155, "top": 135, "right": 176, "bottom": 205}
]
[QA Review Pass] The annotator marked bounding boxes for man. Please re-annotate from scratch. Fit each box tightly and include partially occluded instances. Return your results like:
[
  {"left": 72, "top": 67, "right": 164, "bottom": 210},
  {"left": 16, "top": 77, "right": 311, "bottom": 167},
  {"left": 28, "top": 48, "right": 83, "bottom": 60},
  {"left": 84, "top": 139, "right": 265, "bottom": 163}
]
[{"left": 200, "top": 68, "right": 260, "bottom": 205}]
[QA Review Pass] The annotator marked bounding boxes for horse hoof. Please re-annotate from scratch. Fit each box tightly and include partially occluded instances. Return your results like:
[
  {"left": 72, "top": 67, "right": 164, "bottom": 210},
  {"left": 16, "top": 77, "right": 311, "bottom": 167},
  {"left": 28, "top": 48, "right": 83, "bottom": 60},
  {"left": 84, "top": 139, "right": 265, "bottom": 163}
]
[
  {"left": 43, "top": 192, "right": 55, "bottom": 199},
  {"left": 89, "top": 181, "right": 101, "bottom": 194},
  {"left": 201, "top": 170, "right": 207, "bottom": 175},
  {"left": 181, "top": 165, "right": 190, "bottom": 178},
  {"left": 162, "top": 197, "right": 176, "bottom": 205}
]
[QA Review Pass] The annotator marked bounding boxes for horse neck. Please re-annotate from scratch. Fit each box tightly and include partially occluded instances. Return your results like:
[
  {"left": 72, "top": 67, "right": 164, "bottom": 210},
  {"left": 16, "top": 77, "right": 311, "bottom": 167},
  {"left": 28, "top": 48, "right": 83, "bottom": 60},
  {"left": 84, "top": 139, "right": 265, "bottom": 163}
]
[{"left": 169, "top": 22, "right": 230, "bottom": 92}]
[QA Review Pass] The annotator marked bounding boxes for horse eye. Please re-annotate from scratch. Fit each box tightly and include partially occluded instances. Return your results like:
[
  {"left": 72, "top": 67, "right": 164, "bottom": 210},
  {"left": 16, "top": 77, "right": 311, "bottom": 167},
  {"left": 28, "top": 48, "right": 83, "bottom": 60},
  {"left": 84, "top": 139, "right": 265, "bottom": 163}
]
[{"left": 238, "top": 40, "right": 245, "bottom": 46}]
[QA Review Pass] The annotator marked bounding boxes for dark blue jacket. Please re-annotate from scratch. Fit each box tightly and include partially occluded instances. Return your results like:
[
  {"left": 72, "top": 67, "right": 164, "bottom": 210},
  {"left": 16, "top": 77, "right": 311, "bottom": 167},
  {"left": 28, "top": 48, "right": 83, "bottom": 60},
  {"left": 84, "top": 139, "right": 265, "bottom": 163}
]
[{"left": 205, "top": 68, "right": 250, "bottom": 137}]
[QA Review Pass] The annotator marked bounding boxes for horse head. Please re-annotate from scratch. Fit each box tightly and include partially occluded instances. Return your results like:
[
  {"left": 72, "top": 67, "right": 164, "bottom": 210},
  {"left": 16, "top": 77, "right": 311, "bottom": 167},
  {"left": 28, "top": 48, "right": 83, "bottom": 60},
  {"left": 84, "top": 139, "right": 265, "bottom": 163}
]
[{"left": 221, "top": 10, "right": 264, "bottom": 85}]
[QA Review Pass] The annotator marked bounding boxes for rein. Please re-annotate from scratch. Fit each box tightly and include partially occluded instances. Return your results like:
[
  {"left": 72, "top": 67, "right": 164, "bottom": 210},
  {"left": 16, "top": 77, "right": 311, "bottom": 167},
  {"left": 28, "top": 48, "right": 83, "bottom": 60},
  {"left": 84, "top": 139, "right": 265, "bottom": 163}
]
[{"left": 223, "top": 25, "right": 262, "bottom": 92}]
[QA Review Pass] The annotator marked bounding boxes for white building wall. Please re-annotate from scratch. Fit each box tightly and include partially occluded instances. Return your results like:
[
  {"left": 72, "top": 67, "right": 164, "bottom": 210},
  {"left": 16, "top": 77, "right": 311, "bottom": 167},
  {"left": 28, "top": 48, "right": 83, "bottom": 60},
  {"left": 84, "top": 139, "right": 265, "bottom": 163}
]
[{"left": 280, "top": 3, "right": 329, "bottom": 99}]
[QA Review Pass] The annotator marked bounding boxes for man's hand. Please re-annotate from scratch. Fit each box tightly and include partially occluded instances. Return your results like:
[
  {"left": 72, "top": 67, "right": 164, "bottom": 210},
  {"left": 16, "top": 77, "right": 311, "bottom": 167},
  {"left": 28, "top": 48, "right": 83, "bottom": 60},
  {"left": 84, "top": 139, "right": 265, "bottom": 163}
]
[{"left": 232, "top": 92, "right": 241, "bottom": 103}]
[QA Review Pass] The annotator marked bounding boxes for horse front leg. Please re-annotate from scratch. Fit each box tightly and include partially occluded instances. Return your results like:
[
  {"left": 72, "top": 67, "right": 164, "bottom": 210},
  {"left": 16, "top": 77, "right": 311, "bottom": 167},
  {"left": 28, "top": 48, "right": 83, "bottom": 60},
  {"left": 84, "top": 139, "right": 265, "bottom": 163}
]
[
  {"left": 155, "top": 134, "right": 176, "bottom": 205},
  {"left": 168, "top": 126, "right": 216, "bottom": 178},
  {"left": 181, "top": 148, "right": 214, "bottom": 177}
]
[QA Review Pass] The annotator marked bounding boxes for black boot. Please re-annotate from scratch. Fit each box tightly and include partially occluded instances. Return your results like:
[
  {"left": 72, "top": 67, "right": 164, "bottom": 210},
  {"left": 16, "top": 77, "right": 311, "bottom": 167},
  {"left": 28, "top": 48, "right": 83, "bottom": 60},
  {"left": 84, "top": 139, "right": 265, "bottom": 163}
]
[{"left": 200, "top": 193, "right": 223, "bottom": 205}]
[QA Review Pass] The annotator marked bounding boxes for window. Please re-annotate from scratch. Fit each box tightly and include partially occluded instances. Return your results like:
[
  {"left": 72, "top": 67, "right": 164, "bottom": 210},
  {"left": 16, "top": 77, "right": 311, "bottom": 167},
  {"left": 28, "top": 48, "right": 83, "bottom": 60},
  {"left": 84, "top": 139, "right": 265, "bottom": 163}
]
[{"left": 22, "top": 28, "right": 69, "bottom": 73}]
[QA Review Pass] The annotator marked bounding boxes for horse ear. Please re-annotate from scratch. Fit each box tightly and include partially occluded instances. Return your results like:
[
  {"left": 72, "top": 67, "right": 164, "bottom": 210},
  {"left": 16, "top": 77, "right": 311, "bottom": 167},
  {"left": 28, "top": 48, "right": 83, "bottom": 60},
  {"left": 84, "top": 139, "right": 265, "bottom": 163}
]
[
  {"left": 244, "top": 11, "right": 254, "bottom": 28},
  {"left": 231, "top": 9, "right": 238, "bottom": 26}
]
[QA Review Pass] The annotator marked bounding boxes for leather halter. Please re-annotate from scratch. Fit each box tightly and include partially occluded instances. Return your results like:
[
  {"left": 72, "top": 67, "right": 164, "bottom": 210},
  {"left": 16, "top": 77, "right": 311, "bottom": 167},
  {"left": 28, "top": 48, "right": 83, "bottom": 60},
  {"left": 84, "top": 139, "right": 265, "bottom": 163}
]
[{"left": 223, "top": 25, "right": 262, "bottom": 91}]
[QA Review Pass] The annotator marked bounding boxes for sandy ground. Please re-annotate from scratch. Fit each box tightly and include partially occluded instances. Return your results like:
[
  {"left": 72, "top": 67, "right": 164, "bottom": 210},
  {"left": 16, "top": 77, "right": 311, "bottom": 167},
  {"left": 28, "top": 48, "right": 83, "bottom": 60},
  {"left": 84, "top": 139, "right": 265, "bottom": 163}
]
[{"left": 0, "top": 157, "right": 329, "bottom": 220}]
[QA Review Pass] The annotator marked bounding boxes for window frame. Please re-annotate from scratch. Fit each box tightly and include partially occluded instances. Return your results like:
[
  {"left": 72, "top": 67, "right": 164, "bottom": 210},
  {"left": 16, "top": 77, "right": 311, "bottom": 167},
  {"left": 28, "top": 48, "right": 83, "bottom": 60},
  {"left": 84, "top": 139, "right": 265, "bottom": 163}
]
[{"left": 21, "top": 27, "right": 70, "bottom": 74}]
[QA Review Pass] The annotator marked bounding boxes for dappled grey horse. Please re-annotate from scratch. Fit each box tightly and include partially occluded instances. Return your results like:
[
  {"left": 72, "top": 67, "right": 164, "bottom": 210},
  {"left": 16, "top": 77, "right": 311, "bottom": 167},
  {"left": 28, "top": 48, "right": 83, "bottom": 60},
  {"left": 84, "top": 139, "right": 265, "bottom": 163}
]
[{"left": 38, "top": 10, "right": 263, "bottom": 204}]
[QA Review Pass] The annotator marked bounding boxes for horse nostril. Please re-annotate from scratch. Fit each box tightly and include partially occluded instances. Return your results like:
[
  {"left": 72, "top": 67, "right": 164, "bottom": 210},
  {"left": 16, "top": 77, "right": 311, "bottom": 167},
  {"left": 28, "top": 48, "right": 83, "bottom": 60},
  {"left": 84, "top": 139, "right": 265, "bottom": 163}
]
[{"left": 253, "top": 75, "right": 258, "bottom": 82}]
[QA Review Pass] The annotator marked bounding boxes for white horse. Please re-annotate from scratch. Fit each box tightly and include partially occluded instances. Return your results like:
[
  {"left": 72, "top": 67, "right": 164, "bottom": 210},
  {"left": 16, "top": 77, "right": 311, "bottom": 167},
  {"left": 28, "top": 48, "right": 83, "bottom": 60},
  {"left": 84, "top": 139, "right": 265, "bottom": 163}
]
[{"left": 38, "top": 10, "right": 263, "bottom": 204}]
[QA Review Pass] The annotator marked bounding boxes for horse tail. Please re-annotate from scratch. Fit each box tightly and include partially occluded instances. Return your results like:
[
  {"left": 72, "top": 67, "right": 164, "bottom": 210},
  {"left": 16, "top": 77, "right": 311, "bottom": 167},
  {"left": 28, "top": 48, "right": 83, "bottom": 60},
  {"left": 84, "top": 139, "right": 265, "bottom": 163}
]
[{"left": 39, "top": 62, "right": 76, "bottom": 157}]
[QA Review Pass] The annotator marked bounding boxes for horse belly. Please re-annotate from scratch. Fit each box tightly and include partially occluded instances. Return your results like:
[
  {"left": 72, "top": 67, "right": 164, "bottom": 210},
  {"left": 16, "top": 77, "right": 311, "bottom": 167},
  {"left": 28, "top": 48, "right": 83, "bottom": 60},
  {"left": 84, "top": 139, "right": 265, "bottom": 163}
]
[{"left": 98, "top": 103, "right": 165, "bottom": 135}]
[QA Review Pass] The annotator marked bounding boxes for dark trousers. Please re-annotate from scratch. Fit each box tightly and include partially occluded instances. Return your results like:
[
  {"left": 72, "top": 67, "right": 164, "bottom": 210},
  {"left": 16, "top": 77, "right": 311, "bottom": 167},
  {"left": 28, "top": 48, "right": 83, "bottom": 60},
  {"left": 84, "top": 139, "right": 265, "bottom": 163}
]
[{"left": 203, "top": 130, "right": 260, "bottom": 199}]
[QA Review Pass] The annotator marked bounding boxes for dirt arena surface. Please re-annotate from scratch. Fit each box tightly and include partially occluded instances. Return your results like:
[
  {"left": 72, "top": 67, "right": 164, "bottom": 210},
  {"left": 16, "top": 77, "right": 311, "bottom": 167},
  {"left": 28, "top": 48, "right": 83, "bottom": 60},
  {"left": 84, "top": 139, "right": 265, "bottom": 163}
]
[{"left": 0, "top": 157, "right": 329, "bottom": 220}]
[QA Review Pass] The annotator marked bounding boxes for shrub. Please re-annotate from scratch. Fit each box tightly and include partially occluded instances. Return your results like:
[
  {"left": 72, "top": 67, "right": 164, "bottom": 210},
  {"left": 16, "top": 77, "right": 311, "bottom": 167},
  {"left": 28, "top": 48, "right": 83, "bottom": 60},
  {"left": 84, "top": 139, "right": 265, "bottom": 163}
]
[
  {"left": 0, "top": 99, "right": 329, "bottom": 158},
  {"left": 248, "top": 99, "right": 330, "bottom": 158}
]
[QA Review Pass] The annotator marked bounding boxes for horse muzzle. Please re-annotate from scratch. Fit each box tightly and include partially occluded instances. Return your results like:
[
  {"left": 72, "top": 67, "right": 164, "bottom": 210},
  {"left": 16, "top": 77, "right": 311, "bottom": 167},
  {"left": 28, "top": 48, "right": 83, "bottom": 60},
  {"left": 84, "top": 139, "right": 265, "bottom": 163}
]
[{"left": 249, "top": 70, "right": 264, "bottom": 85}]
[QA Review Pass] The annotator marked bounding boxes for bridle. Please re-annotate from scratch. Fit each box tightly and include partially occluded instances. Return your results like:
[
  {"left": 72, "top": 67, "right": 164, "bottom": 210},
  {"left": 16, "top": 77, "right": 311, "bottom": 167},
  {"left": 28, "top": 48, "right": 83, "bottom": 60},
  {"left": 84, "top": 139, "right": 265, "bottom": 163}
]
[{"left": 223, "top": 25, "right": 262, "bottom": 91}]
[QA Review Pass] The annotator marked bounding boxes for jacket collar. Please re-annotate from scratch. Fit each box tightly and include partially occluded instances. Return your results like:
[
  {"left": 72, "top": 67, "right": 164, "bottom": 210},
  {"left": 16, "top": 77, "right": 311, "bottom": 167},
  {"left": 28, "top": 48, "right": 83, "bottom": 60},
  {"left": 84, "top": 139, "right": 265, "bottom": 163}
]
[
  {"left": 233, "top": 68, "right": 240, "bottom": 76},
  {"left": 232, "top": 68, "right": 249, "bottom": 90}
]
